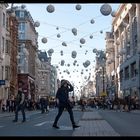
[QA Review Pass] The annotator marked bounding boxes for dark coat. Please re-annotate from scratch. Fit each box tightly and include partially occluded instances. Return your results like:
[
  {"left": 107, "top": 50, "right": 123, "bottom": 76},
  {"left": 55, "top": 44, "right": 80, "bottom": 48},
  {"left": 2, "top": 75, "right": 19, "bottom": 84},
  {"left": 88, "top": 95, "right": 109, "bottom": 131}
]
[{"left": 56, "top": 84, "right": 73, "bottom": 107}]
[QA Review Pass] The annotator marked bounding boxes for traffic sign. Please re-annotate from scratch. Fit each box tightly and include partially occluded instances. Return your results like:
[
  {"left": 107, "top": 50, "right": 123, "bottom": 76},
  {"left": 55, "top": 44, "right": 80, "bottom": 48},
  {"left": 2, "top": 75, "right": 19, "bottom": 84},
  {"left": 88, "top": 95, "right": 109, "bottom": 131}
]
[{"left": 0, "top": 80, "right": 5, "bottom": 85}]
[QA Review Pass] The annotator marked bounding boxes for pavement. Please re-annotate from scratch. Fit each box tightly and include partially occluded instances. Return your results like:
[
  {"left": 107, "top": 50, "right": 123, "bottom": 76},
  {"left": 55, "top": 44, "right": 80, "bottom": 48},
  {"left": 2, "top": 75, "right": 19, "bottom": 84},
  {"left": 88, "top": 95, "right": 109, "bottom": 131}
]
[{"left": 0, "top": 107, "right": 140, "bottom": 136}]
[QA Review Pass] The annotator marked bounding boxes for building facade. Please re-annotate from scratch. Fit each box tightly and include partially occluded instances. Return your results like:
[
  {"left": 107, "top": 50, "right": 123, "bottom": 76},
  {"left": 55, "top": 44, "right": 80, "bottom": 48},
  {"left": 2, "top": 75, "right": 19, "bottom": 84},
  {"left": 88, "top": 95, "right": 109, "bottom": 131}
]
[{"left": 105, "top": 4, "right": 140, "bottom": 103}]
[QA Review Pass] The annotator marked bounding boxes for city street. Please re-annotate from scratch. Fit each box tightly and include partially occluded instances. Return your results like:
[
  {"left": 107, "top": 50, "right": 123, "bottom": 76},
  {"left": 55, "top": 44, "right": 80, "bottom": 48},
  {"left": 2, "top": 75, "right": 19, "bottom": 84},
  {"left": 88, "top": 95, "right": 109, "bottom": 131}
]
[
  {"left": 0, "top": 108, "right": 83, "bottom": 136},
  {"left": 0, "top": 107, "right": 140, "bottom": 136}
]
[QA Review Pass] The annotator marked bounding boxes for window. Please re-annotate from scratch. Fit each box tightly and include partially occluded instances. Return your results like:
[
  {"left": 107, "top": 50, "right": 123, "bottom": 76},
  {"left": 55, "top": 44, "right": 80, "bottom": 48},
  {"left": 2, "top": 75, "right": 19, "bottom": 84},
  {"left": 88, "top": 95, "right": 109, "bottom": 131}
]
[
  {"left": 5, "top": 66, "right": 10, "bottom": 80},
  {"left": 5, "top": 40, "right": 9, "bottom": 54},
  {"left": 18, "top": 23, "right": 25, "bottom": 31},
  {"left": 2, "top": 66, "right": 4, "bottom": 80},
  {"left": 3, "top": 13, "right": 5, "bottom": 27},
  {"left": 131, "top": 62, "right": 137, "bottom": 78},
  {"left": 125, "top": 66, "right": 129, "bottom": 80},
  {"left": 20, "top": 11, "right": 24, "bottom": 18},
  {"left": 6, "top": 17, "right": 9, "bottom": 30},
  {"left": 120, "top": 70, "right": 123, "bottom": 82},
  {"left": 19, "top": 33, "right": 25, "bottom": 40},
  {"left": 2, "top": 37, "right": 5, "bottom": 53}
]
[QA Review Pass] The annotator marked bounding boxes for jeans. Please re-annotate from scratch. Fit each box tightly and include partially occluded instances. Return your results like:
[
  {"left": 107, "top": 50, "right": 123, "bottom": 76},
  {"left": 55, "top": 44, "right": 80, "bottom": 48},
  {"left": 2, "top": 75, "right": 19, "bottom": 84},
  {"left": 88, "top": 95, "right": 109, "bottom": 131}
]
[
  {"left": 53, "top": 105, "right": 75, "bottom": 126},
  {"left": 14, "top": 104, "right": 26, "bottom": 121}
]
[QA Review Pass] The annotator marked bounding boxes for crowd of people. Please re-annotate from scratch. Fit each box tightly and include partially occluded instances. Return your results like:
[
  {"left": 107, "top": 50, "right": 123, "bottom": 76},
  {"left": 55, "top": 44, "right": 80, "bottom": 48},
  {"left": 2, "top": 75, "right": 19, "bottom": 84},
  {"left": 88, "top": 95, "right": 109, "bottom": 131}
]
[{"left": 78, "top": 95, "right": 140, "bottom": 112}]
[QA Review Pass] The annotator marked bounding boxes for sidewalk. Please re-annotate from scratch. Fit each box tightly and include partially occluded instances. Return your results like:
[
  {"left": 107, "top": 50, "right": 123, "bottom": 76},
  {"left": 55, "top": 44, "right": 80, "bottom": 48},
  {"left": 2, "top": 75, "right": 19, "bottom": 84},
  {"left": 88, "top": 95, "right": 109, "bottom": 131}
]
[
  {"left": 0, "top": 110, "right": 41, "bottom": 118},
  {"left": 72, "top": 110, "right": 120, "bottom": 136}
]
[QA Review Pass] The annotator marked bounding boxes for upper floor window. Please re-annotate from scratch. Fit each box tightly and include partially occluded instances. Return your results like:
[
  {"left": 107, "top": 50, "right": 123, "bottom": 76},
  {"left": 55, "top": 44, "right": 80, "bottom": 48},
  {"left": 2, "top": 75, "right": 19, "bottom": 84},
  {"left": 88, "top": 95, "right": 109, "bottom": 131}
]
[
  {"left": 6, "top": 16, "right": 9, "bottom": 30},
  {"left": 3, "top": 13, "right": 5, "bottom": 27},
  {"left": 19, "top": 33, "right": 25, "bottom": 40},
  {"left": 5, "top": 40, "right": 10, "bottom": 54},
  {"left": 2, "top": 37, "right": 5, "bottom": 53},
  {"left": 120, "top": 70, "right": 123, "bottom": 82},
  {"left": 18, "top": 22, "right": 25, "bottom": 32},
  {"left": 20, "top": 11, "right": 25, "bottom": 18},
  {"left": 125, "top": 66, "right": 129, "bottom": 80},
  {"left": 131, "top": 62, "right": 137, "bottom": 78}
]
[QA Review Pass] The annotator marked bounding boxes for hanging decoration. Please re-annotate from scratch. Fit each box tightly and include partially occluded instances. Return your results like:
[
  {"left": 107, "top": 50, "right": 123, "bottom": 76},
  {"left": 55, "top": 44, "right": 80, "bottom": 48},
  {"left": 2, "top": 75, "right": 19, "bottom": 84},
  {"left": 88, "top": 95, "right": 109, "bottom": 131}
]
[
  {"left": 90, "top": 19, "right": 95, "bottom": 24},
  {"left": 34, "top": 21, "right": 40, "bottom": 27},
  {"left": 46, "top": 4, "right": 55, "bottom": 13},
  {"left": 100, "top": 4, "right": 112, "bottom": 16},
  {"left": 42, "top": 37, "right": 47, "bottom": 43},
  {"left": 80, "top": 38, "right": 86, "bottom": 44},
  {"left": 75, "top": 4, "right": 81, "bottom": 10},
  {"left": 71, "top": 51, "right": 77, "bottom": 59},
  {"left": 72, "top": 28, "right": 77, "bottom": 36}
]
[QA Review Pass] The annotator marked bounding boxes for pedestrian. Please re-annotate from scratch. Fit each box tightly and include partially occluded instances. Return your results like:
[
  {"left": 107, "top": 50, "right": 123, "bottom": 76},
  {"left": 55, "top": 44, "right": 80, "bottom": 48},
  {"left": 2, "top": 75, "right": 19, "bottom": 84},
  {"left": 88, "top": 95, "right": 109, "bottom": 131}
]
[
  {"left": 52, "top": 79, "right": 80, "bottom": 129},
  {"left": 13, "top": 88, "right": 26, "bottom": 122}
]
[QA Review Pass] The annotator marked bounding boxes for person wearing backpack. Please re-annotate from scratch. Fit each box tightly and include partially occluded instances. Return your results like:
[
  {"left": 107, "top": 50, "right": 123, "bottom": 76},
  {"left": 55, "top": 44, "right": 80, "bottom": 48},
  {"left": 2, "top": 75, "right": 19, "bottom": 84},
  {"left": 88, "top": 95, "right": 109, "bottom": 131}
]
[{"left": 13, "top": 88, "right": 26, "bottom": 123}]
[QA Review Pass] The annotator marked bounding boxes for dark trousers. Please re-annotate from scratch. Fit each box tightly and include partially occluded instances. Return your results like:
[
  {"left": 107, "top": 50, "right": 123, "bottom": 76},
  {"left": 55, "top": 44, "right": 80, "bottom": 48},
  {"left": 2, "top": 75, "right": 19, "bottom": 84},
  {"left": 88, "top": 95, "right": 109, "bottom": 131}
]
[
  {"left": 14, "top": 104, "right": 26, "bottom": 121},
  {"left": 53, "top": 105, "right": 75, "bottom": 125}
]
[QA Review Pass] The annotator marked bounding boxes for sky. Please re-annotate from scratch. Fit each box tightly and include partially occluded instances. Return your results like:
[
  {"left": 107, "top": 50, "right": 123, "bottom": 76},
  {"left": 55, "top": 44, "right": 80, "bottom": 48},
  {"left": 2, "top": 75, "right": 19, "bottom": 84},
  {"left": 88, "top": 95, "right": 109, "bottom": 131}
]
[{"left": 9, "top": 3, "right": 120, "bottom": 97}]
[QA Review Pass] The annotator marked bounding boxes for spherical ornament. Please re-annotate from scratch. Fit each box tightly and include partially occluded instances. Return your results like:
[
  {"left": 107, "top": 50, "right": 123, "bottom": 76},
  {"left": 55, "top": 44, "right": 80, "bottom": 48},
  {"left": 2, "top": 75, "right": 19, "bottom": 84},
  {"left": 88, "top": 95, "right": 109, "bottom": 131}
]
[
  {"left": 93, "top": 48, "right": 97, "bottom": 53},
  {"left": 48, "top": 49, "right": 54, "bottom": 54},
  {"left": 62, "top": 42, "right": 67, "bottom": 46},
  {"left": 111, "top": 11, "right": 116, "bottom": 17},
  {"left": 90, "top": 19, "right": 95, "bottom": 24},
  {"left": 61, "top": 60, "right": 65, "bottom": 66},
  {"left": 100, "top": 4, "right": 112, "bottom": 16},
  {"left": 60, "top": 50, "right": 63, "bottom": 56},
  {"left": 46, "top": 4, "right": 55, "bottom": 13},
  {"left": 21, "top": 4, "right": 26, "bottom": 9},
  {"left": 34, "top": 21, "right": 40, "bottom": 27},
  {"left": 80, "top": 38, "right": 86, "bottom": 44},
  {"left": 56, "top": 27, "right": 59, "bottom": 30},
  {"left": 85, "top": 60, "right": 90, "bottom": 66},
  {"left": 42, "top": 37, "right": 47, "bottom": 43},
  {"left": 67, "top": 64, "right": 70, "bottom": 67},
  {"left": 75, "top": 4, "right": 81, "bottom": 10},
  {"left": 72, "top": 28, "right": 77, "bottom": 36},
  {"left": 71, "top": 51, "right": 77, "bottom": 59},
  {"left": 90, "top": 35, "right": 93, "bottom": 39},
  {"left": 57, "top": 33, "right": 61, "bottom": 38},
  {"left": 100, "top": 30, "right": 103, "bottom": 34}
]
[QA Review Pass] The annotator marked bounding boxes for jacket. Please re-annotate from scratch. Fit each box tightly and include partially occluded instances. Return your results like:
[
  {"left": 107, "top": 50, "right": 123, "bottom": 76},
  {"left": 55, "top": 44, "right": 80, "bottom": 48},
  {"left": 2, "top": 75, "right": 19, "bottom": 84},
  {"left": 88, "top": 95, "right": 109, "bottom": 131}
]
[{"left": 56, "top": 84, "right": 73, "bottom": 107}]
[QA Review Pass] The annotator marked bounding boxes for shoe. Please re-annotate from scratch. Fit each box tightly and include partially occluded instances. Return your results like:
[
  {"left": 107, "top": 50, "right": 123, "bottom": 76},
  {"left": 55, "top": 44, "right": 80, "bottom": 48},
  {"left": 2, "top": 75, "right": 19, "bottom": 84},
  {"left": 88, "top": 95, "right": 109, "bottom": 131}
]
[
  {"left": 13, "top": 120, "right": 18, "bottom": 122},
  {"left": 52, "top": 124, "right": 59, "bottom": 129},
  {"left": 73, "top": 124, "right": 80, "bottom": 129}
]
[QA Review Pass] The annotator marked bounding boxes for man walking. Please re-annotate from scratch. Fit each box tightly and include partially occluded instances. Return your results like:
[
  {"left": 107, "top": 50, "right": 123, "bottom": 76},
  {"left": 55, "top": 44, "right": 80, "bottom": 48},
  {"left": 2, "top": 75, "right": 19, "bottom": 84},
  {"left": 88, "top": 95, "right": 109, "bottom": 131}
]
[
  {"left": 52, "top": 79, "right": 80, "bottom": 129},
  {"left": 13, "top": 88, "right": 26, "bottom": 122}
]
